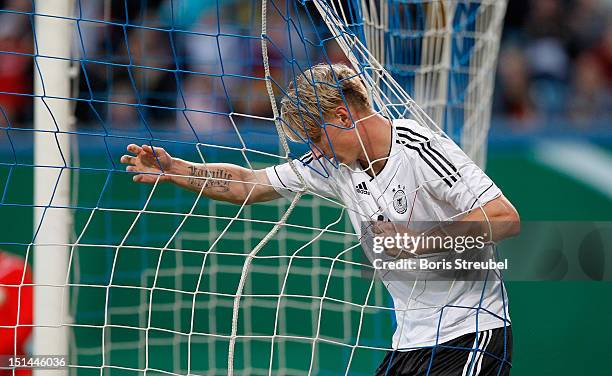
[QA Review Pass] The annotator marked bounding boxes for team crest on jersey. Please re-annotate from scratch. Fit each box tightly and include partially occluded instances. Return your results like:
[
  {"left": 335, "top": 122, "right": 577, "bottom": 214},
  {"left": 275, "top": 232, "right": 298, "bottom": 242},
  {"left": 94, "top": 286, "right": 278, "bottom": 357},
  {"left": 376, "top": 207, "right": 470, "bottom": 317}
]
[{"left": 392, "top": 185, "right": 408, "bottom": 214}]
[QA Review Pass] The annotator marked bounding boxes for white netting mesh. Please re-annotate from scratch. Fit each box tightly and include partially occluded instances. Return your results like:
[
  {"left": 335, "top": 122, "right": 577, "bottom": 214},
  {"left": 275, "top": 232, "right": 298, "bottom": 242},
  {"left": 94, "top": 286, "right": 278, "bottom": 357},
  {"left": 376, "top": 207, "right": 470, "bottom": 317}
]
[{"left": 0, "top": 1, "right": 507, "bottom": 375}]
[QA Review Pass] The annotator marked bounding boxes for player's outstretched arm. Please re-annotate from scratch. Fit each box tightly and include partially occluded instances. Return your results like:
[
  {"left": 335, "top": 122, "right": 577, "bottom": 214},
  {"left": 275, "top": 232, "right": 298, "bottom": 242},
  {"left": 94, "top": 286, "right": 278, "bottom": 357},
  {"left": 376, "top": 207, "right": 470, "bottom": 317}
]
[{"left": 120, "top": 144, "right": 281, "bottom": 205}]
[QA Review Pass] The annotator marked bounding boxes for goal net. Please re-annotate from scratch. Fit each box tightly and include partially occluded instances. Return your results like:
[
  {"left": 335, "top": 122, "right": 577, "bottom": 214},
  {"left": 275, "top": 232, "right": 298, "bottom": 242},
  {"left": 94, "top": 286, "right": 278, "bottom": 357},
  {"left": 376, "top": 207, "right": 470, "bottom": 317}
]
[
  {"left": 0, "top": 0, "right": 507, "bottom": 375},
  {"left": 354, "top": 0, "right": 507, "bottom": 166}
]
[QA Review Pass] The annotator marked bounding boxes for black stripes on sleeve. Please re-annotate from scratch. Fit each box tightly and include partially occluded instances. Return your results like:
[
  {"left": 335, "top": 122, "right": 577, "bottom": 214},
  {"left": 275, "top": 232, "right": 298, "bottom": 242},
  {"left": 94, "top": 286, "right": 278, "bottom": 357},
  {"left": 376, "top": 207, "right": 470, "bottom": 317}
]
[
  {"left": 396, "top": 126, "right": 460, "bottom": 188},
  {"left": 273, "top": 165, "right": 289, "bottom": 189},
  {"left": 469, "top": 182, "right": 495, "bottom": 209},
  {"left": 300, "top": 152, "right": 314, "bottom": 165}
]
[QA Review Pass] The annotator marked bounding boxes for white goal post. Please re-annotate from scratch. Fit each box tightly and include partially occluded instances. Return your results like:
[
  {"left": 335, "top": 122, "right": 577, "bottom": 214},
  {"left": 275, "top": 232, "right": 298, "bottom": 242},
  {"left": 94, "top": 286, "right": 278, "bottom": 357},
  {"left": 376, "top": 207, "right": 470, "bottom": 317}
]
[{"left": 33, "top": 1, "right": 74, "bottom": 375}]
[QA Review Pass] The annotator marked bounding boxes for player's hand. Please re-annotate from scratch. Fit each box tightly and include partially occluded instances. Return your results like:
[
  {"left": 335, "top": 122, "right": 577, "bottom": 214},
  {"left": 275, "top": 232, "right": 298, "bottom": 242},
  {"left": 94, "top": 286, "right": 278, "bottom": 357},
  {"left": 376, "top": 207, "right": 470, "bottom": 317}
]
[
  {"left": 372, "top": 221, "right": 418, "bottom": 258},
  {"left": 120, "top": 144, "right": 174, "bottom": 184}
]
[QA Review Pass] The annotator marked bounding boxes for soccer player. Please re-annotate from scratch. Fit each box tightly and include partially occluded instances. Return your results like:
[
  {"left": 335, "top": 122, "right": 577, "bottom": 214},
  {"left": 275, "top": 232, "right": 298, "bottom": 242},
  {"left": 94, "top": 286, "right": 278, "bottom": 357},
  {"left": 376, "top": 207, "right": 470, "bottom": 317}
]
[{"left": 121, "top": 63, "right": 520, "bottom": 375}]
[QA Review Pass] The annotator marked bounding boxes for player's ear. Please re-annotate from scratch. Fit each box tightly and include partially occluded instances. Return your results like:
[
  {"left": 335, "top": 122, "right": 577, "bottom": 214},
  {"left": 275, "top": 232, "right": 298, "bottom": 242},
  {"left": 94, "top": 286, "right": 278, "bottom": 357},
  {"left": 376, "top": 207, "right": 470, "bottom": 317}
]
[{"left": 333, "top": 106, "right": 351, "bottom": 128}]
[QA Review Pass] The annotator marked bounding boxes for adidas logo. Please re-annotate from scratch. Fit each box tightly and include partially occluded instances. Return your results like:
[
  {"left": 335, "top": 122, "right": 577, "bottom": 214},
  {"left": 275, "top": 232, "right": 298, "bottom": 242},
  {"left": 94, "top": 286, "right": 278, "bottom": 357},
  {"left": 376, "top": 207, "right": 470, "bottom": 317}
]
[{"left": 355, "top": 182, "right": 370, "bottom": 195}]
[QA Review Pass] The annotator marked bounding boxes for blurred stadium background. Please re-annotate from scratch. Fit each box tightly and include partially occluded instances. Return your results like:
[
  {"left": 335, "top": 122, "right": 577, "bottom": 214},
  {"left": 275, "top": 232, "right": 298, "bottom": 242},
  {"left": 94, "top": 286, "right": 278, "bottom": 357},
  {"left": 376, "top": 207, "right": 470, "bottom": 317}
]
[{"left": 0, "top": 0, "right": 611, "bottom": 375}]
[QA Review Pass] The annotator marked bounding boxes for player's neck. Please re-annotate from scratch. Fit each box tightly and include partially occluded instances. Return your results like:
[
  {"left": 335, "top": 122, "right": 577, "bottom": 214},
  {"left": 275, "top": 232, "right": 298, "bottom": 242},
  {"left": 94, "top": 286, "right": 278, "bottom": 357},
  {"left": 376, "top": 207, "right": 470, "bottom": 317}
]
[{"left": 357, "top": 113, "right": 392, "bottom": 178}]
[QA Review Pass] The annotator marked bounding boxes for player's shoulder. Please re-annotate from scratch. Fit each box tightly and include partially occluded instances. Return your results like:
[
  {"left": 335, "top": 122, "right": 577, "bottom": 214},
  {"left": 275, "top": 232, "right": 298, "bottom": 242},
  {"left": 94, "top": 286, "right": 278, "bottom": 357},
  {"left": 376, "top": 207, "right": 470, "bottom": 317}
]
[
  {"left": 391, "top": 119, "right": 468, "bottom": 180},
  {"left": 393, "top": 119, "right": 438, "bottom": 144},
  {"left": 393, "top": 119, "right": 456, "bottom": 154},
  {"left": 393, "top": 119, "right": 433, "bottom": 159},
  {"left": 297, "top": 151, "right": 316, "bottom": 165},
  {"left": 293, "top": 151, "right": 339, "bottom": 180}
]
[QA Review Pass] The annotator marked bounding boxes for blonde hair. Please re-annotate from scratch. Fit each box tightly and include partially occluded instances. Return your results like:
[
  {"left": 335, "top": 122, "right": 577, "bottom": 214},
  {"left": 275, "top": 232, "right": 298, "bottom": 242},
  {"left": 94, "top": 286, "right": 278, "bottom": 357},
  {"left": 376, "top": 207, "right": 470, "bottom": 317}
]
[{"left": 280, "top": 63, "right": 371, "bottom": 142}]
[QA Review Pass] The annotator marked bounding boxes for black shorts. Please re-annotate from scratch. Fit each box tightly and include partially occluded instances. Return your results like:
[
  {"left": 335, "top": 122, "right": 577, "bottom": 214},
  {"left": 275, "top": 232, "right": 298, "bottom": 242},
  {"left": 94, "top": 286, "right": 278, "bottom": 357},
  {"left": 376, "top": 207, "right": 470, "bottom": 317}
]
[{"left": 375, "top": 327, "right": 512, "bottom": 376}]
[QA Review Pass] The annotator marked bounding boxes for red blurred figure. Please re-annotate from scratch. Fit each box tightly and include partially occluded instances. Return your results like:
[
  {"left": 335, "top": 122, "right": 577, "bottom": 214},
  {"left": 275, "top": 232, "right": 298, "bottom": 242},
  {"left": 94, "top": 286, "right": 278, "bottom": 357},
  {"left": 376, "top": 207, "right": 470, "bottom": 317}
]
[{"left": 0, "top": 251, "right": 33, "bottom": 376}]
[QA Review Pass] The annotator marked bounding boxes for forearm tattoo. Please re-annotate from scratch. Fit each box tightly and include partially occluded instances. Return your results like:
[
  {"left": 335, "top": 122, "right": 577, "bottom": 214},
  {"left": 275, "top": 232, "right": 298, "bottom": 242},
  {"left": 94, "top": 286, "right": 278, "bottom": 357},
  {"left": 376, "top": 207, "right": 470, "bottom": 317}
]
[{"left": 188, "top": 166, "right": 232, "bottom": 193}]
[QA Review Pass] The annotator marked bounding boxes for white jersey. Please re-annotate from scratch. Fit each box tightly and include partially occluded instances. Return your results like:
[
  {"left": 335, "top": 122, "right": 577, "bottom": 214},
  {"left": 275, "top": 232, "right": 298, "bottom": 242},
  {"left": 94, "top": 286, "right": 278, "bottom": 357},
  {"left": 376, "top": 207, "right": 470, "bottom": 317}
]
[{"left": 265, "top": 119, "right": 510, "bottom": 350}]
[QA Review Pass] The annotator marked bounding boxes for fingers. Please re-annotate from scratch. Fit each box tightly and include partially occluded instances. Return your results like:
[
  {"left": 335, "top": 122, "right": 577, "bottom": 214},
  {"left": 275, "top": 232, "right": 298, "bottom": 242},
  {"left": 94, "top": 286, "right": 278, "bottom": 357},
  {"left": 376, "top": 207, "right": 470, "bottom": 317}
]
[
  {"left": 142, "top": 145, "right": 168, "bottom": 157},
  {"left": 372, "top": 220, "right": 388, "bottom": 234},
  {"left": 127, "top": 144, "right": 141, "bottom": 154},
  {"left": 123, "top": 144, "right": 164, "bottom": 165},
  {"left": 133, "top": 174, "right": 153, "bottom": 184},
  {"left": 127, "top": 143, "right": 166, "bottom": 159},
  {"left": 133, "top": 174, "right": 143, "bottom": 183},
  {"left": 132, "top": 173, "right": 153, "bottom": 184},
  {"left": 141, "top": 144, "right": 164, "bottom": 155},
  {"left": 120, "top": 155, "right": 135, "bottom": 165},
  {"left": 123, "top": 144, "right": 169, "bottom": 182},
  {"left": 126, "top": 143, "right": 156, "bottom": 155},
  {"left": 384, "top": 247, "right": 415, "bottom": 259},
  {"left": 132, "top": 173, "right": 165, "bottom": 184}
]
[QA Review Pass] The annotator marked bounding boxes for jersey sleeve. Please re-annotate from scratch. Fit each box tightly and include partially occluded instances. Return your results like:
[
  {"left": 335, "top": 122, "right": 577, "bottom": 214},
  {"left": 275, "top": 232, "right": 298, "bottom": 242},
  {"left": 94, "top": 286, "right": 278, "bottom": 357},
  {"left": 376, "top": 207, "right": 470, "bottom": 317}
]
[
  {"left": 265, "top": 154, "right": 339, "bottom": 200},
  {"left": 413, "top": 133, "right": 502, "bottom": 213}
]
